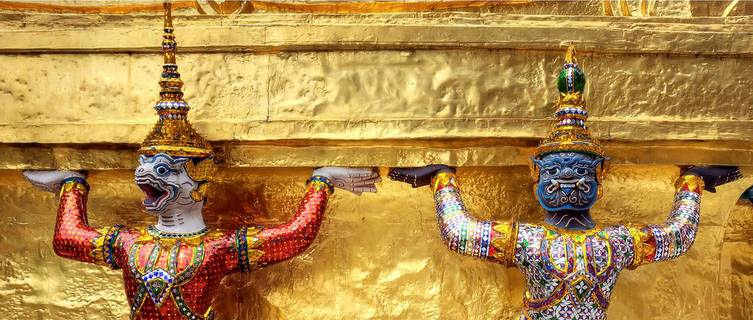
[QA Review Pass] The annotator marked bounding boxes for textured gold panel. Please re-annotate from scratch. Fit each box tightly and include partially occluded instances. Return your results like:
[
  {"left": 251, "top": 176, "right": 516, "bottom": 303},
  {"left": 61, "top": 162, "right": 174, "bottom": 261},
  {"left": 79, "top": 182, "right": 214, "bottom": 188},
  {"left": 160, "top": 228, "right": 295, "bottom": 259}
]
[
  {"left": 1, "top": 167, "right": 751, "bottom": 319},
  {"left": 1, "top": 49, "right": 752, "bottom": 145}
]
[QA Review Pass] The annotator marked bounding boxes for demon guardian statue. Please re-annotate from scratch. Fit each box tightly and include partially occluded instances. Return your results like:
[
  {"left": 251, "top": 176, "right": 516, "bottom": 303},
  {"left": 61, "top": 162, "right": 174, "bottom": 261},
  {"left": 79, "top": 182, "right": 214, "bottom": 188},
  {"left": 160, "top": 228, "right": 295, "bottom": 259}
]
[{"left": 388, "top": 47, "right": 741, "bottom": 320}]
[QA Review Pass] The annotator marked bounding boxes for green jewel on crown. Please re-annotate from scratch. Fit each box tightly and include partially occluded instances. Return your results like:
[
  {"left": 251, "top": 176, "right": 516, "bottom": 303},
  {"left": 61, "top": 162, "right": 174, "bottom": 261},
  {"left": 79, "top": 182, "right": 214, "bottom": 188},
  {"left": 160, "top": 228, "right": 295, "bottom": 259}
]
[{"left": 557, "top": 62, "right": 586, "bottom": 93}]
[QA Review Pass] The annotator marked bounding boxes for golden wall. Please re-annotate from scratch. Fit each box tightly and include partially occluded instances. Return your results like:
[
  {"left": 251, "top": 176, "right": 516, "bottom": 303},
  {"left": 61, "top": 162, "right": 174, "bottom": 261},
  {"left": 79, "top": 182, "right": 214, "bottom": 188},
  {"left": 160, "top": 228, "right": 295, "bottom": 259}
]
[{"left": 0, "top": 2, "right": 752, "bottom": 320}]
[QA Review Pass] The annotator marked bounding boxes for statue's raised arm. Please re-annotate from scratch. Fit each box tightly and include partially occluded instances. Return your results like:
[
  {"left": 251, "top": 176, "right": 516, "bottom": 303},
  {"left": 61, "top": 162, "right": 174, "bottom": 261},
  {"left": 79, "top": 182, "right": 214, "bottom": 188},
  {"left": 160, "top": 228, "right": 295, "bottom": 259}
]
[
  {"left": 24, "top": 170, "right": 122, "bottom": 268},
  {"left": 239, "top": 167, "right": 379, "bottom": 271},
  {"left": 389, "top": 165, "right": 516, "bottom": 266},
  {"left": 626, "top": 166, "right": 741, "bottom": 269}
]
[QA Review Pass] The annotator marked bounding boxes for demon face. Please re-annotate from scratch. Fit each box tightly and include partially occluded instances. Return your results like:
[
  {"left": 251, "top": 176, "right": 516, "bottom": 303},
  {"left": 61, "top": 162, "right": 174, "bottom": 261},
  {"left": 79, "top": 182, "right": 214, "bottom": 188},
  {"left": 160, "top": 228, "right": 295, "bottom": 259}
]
[
  {"left": 135, "top": 153, "right": 199, "bottom": 214},
  {"left": 533, "top": 152, "right": 603, "bottom": 212}
]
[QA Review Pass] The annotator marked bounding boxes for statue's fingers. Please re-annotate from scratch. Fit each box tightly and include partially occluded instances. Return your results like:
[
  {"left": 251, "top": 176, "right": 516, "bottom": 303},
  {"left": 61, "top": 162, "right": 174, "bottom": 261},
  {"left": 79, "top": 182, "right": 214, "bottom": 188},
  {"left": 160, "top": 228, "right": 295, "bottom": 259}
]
[
  {"left": 30, "top": 181, "right": 51, "bottom": 192},
  {"left": 388, "top": 168, "right": 409, "bottom": 176},
  {"left": 22, "top": 171, "right": 46, "bottom": 183},
  {"left": 731, "top": 168, "right": 743, "bottom": 181},
  {"left": 351, "top": 182, "right": 377, "bottom": 189},
  {"left": 388, "top": 170, "right": 412, "bottom": 182},
  {"left": 351, "top": 176, "right": 381, "bottom": 185},
  {"left": 346, "top": 167, "right": 377, "bottom": 178},
  {"left": 352, "top": 185, "right": 377, "bottom": 193},
  {"left": 359, "top": 172, "right": 380, "bottom": 181},
  {"left": 29, "top": 180, "right": 57, "bottom": 193},
  {"left": 22, "top": 172, "right": 50, "bottom": 190}
]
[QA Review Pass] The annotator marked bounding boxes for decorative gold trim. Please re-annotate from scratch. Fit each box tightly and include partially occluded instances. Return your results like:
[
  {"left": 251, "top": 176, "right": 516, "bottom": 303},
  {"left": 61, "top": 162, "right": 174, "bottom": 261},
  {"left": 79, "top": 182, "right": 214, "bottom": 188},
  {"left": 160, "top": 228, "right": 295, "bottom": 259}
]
[
  {"left": 138, "top": 145, "right": 213, "bottom": 158},
  {"left": 134, "top": 227, "right": 223, "bottom": 247},
  {"left": 534, "top": 142, "right": 605, "bottom": 158},
  {"left": 675, "top": 174, "right": 705, "bottom": 192},
  {"left": 0, "top": 0, "right": 533, "bottom": 14},
  {"left": 245, "top": 227, "right": 265, "bottom": 270},
  {"left": 89, "top": 226, "right": 111, "bottom": 267},
  {"left": 431, "top": 171, "right": 456, "bottom": 192},
  {"left": 627, "top": 226, "right": 651, "bottom": 269},
  {"left": 308, "top": 180, "right": 334, "bottom": 195},
  {"left": 59, "top": 180, "right": 87, "bottom": 197},
  {"left": 0, "top": 1, "right": 195, "bottom": 14},
  {"left": 544, "top": 225, "right": 606, "bottom": 244},
  {"left": 491, "top": 220, "right": 518, "bottom": 266},
  {"left": 253, "top": 0, "right": 531, "bottom": 13}
]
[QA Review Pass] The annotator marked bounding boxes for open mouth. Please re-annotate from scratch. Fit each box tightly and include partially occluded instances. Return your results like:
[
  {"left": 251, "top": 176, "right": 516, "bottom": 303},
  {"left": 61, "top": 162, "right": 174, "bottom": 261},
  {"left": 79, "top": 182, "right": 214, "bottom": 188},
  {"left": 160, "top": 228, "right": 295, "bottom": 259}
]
[
  {"left": 546, "top": 178, "right": 591, "bottom": 194},
  {"left": 135, "top": 175, "right": 173, "bottom": 211},
  {"left": 558, "top": 178, "right": 579, "bottom": 189},
  {"left": 139, "top": 183, "right": 165, "bottom": 204}
]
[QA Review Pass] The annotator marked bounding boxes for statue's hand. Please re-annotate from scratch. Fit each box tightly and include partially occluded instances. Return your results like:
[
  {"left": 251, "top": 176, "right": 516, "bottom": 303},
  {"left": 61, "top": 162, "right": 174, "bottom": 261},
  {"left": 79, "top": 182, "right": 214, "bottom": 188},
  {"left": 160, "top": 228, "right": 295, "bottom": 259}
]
[
  {"left": 682, "top": 165, "right": 742, "bottom": 193},
  {"left": 388, "top": 164, "right": 455, "bottom": 188},
  {"left": 312, "top": 167, "right": 380, "bottom": 195},
  {"left": 22, "top": 170, "right": 86, "bottom": 193}
]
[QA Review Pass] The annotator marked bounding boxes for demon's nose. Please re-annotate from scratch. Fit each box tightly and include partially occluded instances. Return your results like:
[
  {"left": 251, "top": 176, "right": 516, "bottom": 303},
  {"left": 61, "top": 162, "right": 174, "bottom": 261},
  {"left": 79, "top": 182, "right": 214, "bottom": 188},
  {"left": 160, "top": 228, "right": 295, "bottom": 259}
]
[{"left": 560, "top": 168, "right": 575, "bottom": 179}]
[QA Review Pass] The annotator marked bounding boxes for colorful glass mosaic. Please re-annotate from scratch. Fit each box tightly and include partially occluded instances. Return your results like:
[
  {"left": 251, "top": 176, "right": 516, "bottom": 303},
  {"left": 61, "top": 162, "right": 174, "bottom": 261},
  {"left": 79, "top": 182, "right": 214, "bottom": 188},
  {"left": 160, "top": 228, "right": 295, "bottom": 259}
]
[{"left": 431, "top": 171, "right": 704, "bottom": 320}]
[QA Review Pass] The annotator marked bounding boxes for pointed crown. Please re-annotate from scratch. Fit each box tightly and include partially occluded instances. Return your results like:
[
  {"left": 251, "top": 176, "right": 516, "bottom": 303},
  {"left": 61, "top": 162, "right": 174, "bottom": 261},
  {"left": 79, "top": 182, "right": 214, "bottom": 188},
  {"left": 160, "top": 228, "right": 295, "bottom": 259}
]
[
  {"left": 139, "top": 1, "right": 213, "bottom": 159},
  {"left": 534, "top": 46, "right": 605, "bottom": 159}
]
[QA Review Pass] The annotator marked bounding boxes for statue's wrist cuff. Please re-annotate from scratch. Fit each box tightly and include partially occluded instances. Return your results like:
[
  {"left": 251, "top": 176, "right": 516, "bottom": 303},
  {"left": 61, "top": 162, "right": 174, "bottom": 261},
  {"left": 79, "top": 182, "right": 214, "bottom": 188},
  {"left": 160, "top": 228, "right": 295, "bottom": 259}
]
[
  {"left": 675, "top": 174, "right": 704, "bottom": 193},
  {"left": 61, "top": 176, "right": 89, "bottom": 192},
  {"left": 431, "top": 172, "right": 457, "bottom": 192},
  {"left": 307, "top": 175, "right": 334, "bottom": 194}
]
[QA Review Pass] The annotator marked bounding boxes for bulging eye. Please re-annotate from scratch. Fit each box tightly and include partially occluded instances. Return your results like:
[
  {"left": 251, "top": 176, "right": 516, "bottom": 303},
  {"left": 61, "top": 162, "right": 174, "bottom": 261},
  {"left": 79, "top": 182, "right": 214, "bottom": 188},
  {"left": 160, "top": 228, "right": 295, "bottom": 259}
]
[
  {"left": 546, "top": 168, "right": 559, "bottom": 176},
  {"left": 576, "top": 168, "right": 588, "bottom": 175},
  {"left": 155, "top": 164, "right": 170, "bottom": 176}
]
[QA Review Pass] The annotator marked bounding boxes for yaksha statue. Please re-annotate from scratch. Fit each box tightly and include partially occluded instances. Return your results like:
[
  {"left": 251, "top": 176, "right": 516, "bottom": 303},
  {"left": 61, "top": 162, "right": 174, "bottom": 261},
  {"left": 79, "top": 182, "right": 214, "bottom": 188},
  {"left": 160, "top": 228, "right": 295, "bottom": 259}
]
[
  {"left": 23, "top": 3, "right": 379, "bottom": 319},
  {"left": 389, "top": 47, "right": 742, "bottom": 320}
]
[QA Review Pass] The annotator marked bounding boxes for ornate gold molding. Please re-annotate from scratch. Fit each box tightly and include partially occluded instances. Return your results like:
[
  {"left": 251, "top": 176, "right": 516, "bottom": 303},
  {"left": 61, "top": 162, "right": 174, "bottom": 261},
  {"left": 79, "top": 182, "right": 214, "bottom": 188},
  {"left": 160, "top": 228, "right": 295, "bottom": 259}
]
[
  {"left": 0, "top": 14, "right": 750, "bottom": 56},
  {"left": 0, "top": 1, "right": 196, "bottom": 14},
  {"left": 0, "top": 0, "right": 531, "bottom": 15}
]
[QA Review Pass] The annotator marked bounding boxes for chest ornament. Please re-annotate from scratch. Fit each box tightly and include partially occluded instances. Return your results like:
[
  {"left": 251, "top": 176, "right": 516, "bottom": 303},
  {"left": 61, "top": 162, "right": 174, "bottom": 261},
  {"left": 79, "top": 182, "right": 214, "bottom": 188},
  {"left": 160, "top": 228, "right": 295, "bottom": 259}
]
[
  {"left": 127, "top": 237, "right": 206, "bottom": 319},
  {"left": 525, "top": 227, "right": 614, "bottom": 310}
]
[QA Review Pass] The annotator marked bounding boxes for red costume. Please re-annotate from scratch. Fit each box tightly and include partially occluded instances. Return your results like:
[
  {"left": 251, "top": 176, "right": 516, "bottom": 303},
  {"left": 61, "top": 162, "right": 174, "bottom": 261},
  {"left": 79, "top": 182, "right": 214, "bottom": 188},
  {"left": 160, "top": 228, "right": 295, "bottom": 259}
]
[{"left": 54, "top": 178, "right": 331, "bottom": 319}]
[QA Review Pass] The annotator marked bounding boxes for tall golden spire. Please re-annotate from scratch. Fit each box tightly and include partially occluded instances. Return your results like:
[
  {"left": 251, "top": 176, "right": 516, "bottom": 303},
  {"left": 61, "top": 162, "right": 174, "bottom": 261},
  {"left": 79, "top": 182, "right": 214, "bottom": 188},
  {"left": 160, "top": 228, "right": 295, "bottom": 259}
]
[
  {"left": 139, "top": 0, "right": 213, "bottom": 158},
  {"left": 534, "top": 45, "right": 604, "bottom": 158}
]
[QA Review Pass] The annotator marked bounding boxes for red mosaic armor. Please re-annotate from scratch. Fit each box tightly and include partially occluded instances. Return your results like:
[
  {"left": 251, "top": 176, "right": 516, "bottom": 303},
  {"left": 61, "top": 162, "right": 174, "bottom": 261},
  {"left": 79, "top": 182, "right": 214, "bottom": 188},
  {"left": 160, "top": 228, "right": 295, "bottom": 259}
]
[{"left": 53, "top": 179, "right": 331, "bottom": 320}]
